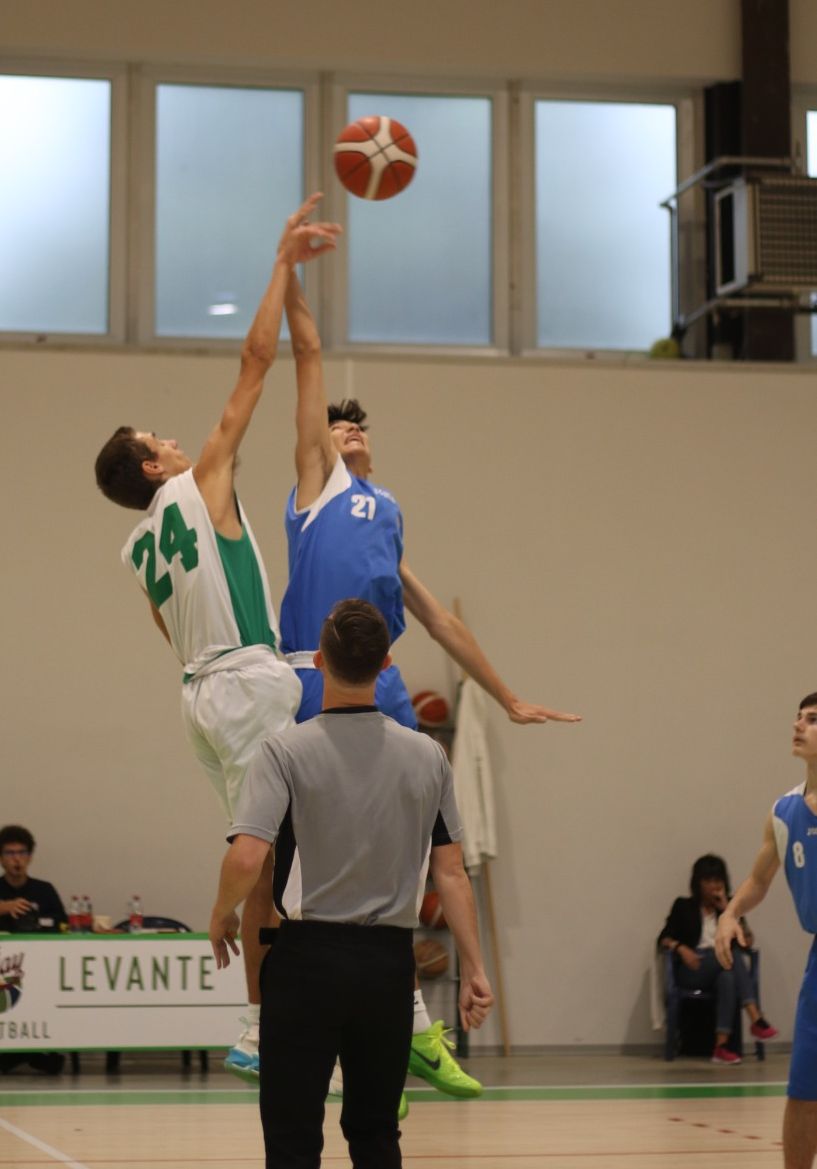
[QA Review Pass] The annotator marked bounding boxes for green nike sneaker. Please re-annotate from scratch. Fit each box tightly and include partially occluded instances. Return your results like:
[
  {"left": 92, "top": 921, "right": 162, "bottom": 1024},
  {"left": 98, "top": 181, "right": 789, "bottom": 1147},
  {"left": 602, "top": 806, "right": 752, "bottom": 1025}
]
[
  {"left": 398, "top": 1091, "right": 409, "bottom": 1121},
  {"left": 408, "top": 1021, "right": 482, "bottom": 1098}
]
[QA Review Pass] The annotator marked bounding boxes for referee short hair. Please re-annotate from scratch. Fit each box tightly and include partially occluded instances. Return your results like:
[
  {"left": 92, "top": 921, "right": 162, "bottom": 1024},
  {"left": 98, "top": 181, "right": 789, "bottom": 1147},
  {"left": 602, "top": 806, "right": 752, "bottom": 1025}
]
[{"left": 320, "top": 599, "right": 390, "bottom": 685}]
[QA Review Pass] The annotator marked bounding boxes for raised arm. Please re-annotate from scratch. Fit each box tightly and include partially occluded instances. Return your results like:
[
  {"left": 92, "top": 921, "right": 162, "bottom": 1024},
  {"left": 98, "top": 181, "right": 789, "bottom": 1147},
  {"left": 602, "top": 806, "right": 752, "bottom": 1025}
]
[
  {"left": 429, "top": 842, "right": 493, "bottom": 1031},
  {"left": 715, "top": 813, "right": 780, "bottom": 969},
  {"left": 285, "top": 271, "right": 337, "bottom": 510},
  {"left": 400, "top": 561, "right": 581, "bottom": 725},
  {"left": 194, "top": 194, "right": 340, "bottom": 533}
]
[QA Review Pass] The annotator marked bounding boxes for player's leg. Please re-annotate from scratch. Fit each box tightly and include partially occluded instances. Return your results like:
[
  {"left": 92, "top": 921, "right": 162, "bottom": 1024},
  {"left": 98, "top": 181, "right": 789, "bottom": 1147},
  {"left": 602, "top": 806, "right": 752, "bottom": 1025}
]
[
  {"left": 183, "top": 658, "right": 301, "bottom": 1079},
  {"left": 783, "top": 1101, "right": 817, "bottom": 1169}
]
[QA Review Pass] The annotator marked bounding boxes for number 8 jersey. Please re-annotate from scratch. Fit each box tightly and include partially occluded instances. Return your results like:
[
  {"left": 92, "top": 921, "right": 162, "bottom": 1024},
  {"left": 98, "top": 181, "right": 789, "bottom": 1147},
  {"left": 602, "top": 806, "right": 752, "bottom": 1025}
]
[
  {"left": 122, "top": 469, "right": 280, "bottom": 679},
  {"left": 773, "top": 782, "right": 817, "bottom": 933}
]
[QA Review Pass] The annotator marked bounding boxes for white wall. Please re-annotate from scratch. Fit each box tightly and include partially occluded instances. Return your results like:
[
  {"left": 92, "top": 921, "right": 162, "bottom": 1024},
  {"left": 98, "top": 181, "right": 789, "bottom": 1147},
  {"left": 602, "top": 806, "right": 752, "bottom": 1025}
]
[
  {"left": 4, "top": 0, "right": 817, "bottom": 1051},
  {"left": 4, "top": 346, "right": 817, "bottom": 1048}
]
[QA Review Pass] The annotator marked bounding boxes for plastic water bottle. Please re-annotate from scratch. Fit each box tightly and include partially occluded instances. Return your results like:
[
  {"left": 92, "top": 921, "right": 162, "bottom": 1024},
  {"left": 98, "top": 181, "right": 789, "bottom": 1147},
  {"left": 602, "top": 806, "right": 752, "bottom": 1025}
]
[
  {"left": 82, "top": 894, "right": 93, "bottom": 932},
  {"left": 128, "top": 895, "right": 143, "bottom": 934},
  {"left": 69, "top": 895, "right": 82, "bottom": 933}
]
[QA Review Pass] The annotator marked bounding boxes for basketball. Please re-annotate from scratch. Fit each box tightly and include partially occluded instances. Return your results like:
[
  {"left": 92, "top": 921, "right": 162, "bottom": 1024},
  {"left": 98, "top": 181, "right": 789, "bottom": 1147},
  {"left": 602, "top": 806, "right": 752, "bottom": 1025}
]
[
  {"left": 412, "top": 690, "right": 449, "bottom": 726},
  {"left": 414, "top": 938, "right": 449, "bottom": 980},
  {"left": 333, "top": 116, "right": 418, "bottom": 201},
  {"left": 419, "top": 890, "right": 447, "bottom": 929}
]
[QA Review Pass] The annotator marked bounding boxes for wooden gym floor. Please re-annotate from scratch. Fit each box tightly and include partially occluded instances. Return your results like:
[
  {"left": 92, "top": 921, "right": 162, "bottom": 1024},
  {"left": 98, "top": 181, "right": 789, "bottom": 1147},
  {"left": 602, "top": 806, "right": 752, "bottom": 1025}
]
[{"left": 0, "top": 1048, "right": 792, "bottom": 1168}]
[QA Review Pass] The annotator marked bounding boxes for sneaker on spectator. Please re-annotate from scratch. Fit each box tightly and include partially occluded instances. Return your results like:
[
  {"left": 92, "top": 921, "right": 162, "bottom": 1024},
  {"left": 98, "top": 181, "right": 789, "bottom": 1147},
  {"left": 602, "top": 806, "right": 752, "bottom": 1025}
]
[
  {"left": 750, "top": 1019, "right": 779, "bottom": 1040},
  {"left": 711, "top": 1046, "right": 742, "bottom": 1065}
]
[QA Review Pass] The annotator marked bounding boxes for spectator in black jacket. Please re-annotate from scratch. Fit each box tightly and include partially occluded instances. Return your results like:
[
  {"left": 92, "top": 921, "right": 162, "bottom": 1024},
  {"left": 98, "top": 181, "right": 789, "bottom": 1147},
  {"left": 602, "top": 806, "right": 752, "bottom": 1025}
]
[
  {"left": 658, "top": 853, "right": 777, "bottom": 1064},
  {"left": 0, "top": 825, "right": 67, "bottom": 933}
]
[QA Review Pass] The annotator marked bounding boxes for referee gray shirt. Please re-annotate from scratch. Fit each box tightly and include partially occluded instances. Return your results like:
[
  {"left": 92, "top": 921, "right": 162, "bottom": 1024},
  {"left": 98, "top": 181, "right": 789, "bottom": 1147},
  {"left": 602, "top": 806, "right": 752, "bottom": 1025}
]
[{"left": 230, "top": 707, "right": 463, "bottom": 929}]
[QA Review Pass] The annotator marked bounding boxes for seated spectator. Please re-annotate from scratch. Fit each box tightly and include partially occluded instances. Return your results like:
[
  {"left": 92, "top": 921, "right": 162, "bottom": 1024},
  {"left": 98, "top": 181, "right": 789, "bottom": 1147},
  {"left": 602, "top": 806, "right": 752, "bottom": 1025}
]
[
  {"left": 658, "top": 853, "right": 777, "bottom": 1064},
  {"left": 0, "top": 825, "right": 67, "bottom": 933}
]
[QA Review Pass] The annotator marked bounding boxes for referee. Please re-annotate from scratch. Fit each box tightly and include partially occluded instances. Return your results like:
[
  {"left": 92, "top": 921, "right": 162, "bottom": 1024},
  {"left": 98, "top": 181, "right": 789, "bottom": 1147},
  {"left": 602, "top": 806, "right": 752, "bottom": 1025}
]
[{"left": 209, "top": 598, "right": 493, "bottom": 1169}]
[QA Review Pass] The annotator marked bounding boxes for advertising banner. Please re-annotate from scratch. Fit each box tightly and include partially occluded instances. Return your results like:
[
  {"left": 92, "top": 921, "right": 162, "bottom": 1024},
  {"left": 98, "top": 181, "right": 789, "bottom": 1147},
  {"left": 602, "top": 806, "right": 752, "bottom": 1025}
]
[{"left": 0, "top": 933, "right": 246, "bottom": 1051}]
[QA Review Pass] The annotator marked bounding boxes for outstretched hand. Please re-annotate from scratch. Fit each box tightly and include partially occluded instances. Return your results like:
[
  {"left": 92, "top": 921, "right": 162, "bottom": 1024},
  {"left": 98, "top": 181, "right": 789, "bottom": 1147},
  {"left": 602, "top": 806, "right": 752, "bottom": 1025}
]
[
  {"left": 507, "top": 699, "right": 582, "bottom": 725},
  {"left": 278, "top": 192, "right": 342, "bottom": 265}
]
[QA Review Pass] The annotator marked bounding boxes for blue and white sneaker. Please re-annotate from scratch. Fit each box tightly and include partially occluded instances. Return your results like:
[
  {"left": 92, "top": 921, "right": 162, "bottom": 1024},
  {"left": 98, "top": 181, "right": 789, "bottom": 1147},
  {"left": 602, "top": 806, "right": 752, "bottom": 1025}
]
[{"left": 224, "top": 1018, "right": 259, "bottom": 1082}]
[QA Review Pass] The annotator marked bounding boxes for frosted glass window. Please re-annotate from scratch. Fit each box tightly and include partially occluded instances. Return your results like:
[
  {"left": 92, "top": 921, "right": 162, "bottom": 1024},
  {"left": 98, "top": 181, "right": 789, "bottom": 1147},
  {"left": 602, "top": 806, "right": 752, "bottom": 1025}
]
[
  {"left": 535, "top": 100, "right": 676, "bottom": 350},
  {"left": 155, "top": 85, "right": 303, "bottom": 338},
  {"left": 807, "top": 111, "right": 817, "bottom": 355},
  {"left": 346, "top": 93, "right": 492, "bottom": 345},
  {"left": 0, "top": 76, "right": 110, "bottom": 333}
]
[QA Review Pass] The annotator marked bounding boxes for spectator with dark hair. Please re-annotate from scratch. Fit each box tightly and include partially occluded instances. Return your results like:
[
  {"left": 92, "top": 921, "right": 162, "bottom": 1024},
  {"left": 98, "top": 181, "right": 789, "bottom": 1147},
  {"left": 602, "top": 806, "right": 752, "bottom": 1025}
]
[
  {"left": 658, "top": 853, "right": 776, "bottom": 1064},
  {"left": 0, "top": 825, "right": 67, "bottom": 934}
]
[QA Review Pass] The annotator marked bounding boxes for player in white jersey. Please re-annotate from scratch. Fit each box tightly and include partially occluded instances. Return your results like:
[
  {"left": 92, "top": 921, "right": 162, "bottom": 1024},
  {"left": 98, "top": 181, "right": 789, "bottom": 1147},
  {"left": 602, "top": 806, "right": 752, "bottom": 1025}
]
[
  {"left": 715, "top": 693, "right": 817, "bottom": 1169},
  {"left": 280, "top": 261, "right": 582, "bottom": 1101},
  {"left": 94, "top": 194, "right": 341, "bottom": 1080}
]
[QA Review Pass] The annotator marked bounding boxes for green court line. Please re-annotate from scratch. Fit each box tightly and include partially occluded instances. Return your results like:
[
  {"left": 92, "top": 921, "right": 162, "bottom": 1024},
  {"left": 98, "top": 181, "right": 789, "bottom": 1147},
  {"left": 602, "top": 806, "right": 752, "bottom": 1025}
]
[{"left": 0, "top": 1083, "right": 789, "bottom": 1108}]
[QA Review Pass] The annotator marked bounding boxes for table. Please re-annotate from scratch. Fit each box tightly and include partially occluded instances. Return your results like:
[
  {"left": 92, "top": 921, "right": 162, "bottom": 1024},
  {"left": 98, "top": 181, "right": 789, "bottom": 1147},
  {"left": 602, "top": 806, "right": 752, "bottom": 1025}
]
[{"left": 0, "top": 932, "right": 246, "bottom": 1052}]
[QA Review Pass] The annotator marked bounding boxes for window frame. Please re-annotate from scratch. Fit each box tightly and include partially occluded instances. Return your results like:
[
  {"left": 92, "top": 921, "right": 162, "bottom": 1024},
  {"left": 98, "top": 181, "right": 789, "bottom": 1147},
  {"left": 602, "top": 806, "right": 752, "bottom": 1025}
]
[
  {"left": 516, "top": 82, "right": 699, "bottom": 359},
  {"left": 0, "top": 58, "right": 128, "bottom": 346},
  {"left": 133, "top": 63, "right": 322, "bottom": 350},
  {"left": 790, "top": 89, "right": 817, "bottom": 364},
  {"left": 324, "top": 73, "right": 510, "bottom": 356}
]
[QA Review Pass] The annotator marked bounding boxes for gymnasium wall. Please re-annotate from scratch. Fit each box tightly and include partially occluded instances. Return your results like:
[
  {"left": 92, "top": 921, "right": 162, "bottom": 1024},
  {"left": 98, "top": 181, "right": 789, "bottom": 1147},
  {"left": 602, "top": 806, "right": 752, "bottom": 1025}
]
[{"left": 3, "top": 0, "right": 817, "bottom": 1050}]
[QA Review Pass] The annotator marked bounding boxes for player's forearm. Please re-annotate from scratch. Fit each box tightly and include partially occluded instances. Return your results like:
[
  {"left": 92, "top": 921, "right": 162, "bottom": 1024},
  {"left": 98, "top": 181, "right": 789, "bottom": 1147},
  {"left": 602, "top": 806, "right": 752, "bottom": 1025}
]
[
  {"left": 722, "top": 874, "right": 769, "bottom": 922},
  {"left": 285, "top": 271, "right": 321, "bottom": 357},
  {"left": 432, "top": 613, "right": 515, "bottom": 712},
  {"left": 240, "top": 256, "right": 294, "bottom": 372},
  {"left": 432, "top": 866, "right": 486, "bottom": 978}
]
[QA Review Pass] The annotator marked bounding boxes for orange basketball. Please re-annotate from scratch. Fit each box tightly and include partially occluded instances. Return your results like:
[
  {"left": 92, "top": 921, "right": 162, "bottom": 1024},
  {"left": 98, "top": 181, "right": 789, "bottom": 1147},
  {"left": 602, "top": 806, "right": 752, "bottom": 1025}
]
[
  {"left": 419, "top": 890, "right": 447, "bottom": 930},
  {"left": 333, "top": 116, "right": 418, "bottom": 201},
  {"left": 412, "top": 690, "right": 449, "bottom": 726},
  {"left": 414, "top": 938, "right": 449, "bottom": 980}
]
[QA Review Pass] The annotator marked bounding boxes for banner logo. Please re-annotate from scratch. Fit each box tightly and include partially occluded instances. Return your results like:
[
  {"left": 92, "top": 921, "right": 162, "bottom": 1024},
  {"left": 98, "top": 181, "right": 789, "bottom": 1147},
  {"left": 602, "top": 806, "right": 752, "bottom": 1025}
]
[{"left": 0, "top": 950, "right": 24, "bottom": 1013}]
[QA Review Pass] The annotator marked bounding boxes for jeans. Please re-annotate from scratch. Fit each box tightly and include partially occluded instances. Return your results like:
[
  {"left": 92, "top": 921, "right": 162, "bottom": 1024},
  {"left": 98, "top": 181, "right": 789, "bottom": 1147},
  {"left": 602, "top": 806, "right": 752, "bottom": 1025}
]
[{"left": 675, "top": 946, "right": 755, "bottom": 1037}]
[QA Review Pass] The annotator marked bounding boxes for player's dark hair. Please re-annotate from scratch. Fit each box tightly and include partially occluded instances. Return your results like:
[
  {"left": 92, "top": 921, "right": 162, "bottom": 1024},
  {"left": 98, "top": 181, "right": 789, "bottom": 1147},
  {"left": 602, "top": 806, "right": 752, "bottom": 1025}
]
[
  {"left": 689, "top": 854, "right": 730, "bottom": 902},
  {"left": 319, "top": 599, "right": 390, "bottom": 685},
  {"left": 799, "top": 692, "right": 817, "bottom": 711},
  {"left": 95, "top": 426, "right": 159, "bottom": 511},
  {"left": 0, "top": 825, "right": 35, "bottom": 854},
  {"left": 327, "top": 398, "right": 369, "bottom": 432}
]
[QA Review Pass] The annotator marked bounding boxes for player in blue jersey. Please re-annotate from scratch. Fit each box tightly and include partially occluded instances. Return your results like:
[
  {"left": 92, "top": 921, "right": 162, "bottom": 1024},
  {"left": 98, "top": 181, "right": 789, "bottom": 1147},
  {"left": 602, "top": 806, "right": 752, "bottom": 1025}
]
[
  {"left": 279, "top": 266, "right": 581, "bottom": 1102},
  {"left": 716, "top": 693, "right": 817, "bottom": 1168},
  {"left": 280, "top": 272, "right": 582, "bottom": 731}
]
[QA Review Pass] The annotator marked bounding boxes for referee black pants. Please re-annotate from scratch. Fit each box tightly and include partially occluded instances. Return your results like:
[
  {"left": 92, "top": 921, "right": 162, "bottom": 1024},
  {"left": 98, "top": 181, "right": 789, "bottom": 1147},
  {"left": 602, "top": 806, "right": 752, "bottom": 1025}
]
[{"left": 259, "top": 919, "right": 415, "bottom": 1169}]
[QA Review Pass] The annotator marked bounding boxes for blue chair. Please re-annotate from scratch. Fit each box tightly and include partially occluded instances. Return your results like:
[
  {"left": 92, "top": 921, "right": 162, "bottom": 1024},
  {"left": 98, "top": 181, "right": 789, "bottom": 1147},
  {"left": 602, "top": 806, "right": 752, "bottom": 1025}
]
[{"left": 663, "top": 948, "right": 765, "bottom": 1062}]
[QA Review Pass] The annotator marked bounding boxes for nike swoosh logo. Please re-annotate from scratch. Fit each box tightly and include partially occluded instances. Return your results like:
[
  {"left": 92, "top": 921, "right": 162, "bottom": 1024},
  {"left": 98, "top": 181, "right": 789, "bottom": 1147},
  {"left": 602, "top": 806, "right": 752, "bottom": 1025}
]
[{"left": 412, "top": 1050, "right": 441, "bottom": 1071}]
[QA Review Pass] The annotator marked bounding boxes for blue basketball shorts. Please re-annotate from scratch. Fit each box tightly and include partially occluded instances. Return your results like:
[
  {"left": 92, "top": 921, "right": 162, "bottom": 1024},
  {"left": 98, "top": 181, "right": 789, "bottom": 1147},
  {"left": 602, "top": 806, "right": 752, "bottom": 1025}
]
[
  {"left": 294, "top": 662, "right": 417, "bottom": 729},
  {"left": 789, "top": 937, "right": 817, "bottom": 1099}
]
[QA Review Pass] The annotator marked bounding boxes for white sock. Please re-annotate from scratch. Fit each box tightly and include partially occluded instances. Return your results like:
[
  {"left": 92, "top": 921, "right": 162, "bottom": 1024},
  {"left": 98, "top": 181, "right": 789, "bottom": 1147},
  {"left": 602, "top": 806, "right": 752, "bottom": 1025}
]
[
  {"left": 246, "top": 1003, "right": 261, "bottom": 1027},
  {"left": 413, "top": 989, "right": 432, "bottom": 1034}
]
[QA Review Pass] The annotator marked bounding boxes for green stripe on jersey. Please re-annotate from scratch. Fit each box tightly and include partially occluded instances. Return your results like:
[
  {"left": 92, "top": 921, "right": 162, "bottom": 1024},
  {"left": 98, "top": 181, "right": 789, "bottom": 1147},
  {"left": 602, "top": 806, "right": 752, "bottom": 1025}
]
[{"left": 215, "top": 528, "right": 276, "bottom": 651}]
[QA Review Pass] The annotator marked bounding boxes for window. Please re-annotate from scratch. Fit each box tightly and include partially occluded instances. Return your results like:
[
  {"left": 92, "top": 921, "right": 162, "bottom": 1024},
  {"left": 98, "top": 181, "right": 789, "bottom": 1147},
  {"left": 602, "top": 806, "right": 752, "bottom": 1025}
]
[
  {"left": 533, "top": 99, "right": 677, "bottom": 351},
  {"left": 806, "top": 110, "right": 817, "bottom": 355},
  {"left": 154, "top": 83, "right": 304, "bottom": 339},
  {"left": 344, "top": 92, "right": 493, "bottom": 346},
  {"left": 0, "top": 74, "right": 112, "bottom": 334}
]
